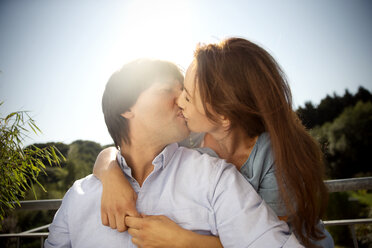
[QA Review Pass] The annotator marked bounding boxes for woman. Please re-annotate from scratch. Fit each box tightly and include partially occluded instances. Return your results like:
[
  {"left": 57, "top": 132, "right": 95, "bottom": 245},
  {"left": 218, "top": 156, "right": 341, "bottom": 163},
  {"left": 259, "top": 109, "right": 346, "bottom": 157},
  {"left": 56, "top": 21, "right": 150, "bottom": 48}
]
[{"left": 94, "top": 37, "right": 334, "bottom": 247}]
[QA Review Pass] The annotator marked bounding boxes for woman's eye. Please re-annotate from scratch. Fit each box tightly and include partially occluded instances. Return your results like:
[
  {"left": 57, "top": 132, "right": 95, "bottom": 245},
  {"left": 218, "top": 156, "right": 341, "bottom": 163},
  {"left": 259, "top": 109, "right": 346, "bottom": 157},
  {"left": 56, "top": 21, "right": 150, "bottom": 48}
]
[{"left": 182, "top": 90, "right": 190, "bottom": 102}]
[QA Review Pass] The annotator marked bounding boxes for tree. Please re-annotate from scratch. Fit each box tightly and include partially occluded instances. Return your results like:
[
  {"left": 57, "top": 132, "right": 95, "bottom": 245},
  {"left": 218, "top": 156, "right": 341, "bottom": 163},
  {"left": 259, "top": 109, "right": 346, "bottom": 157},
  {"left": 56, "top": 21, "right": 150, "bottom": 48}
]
[
  {"left": 354, "top": 86, "right": 372, "bottom": 103},
  {"left": 297, "top": 86, "right": 372, "bottom": 129},
  {"left": 297, "top": 101, "right": 318, "bottom": 129},
  {"left": 0, "top": 103, "right": 64, "bottom": 228},
  {"left": 311, "top": 101, "right": 372, "bottom": 178},
  {"left": 63, "top": 140, "right": 102, "bottom": 188}
]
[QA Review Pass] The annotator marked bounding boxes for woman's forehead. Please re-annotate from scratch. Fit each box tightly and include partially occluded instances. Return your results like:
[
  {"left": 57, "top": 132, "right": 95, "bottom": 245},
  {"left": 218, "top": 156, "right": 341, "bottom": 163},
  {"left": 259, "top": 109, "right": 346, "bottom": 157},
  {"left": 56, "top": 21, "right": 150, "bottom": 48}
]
[{"left": 184, "top": 62, "right": 197, "bottom": 92}]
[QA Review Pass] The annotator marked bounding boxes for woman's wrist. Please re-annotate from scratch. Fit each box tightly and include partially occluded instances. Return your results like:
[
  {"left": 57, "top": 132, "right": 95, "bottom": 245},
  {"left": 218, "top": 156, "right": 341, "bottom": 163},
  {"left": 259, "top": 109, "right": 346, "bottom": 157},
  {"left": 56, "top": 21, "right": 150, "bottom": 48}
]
[
  {"left": 177, "top": 230, "right": 221, "bottom": 248},
  {"left": 174, "top": 229, "right": 195, "bottom": 248}
]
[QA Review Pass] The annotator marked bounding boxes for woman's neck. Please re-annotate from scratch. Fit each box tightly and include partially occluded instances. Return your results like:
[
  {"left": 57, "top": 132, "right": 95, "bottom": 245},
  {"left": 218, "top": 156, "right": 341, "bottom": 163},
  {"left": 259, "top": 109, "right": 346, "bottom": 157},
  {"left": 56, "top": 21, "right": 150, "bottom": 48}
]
[{"left": 203, "top": 129, "right": 258, "bottom": 169}]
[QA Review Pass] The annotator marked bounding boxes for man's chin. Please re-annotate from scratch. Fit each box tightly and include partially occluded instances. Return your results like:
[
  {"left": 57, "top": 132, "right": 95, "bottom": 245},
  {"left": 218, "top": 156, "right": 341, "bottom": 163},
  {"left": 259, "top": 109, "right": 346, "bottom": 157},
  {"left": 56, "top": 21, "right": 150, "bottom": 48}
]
[{"left": 172, "top": 129, "right": 190, "bottom": 144}]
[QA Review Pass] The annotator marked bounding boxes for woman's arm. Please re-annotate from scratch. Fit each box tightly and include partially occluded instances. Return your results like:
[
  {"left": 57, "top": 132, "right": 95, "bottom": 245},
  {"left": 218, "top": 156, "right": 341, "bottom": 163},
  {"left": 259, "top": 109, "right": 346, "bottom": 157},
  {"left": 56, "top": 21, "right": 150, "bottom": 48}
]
[
  {"left": 94, "top": 149, "right": 221, "bottom": 247},
  {"left": 93, "top": 147, "right": 139, "bottom": 232},
  {"left": 126, "top": 215, "right": 223, "bottom": 248}
]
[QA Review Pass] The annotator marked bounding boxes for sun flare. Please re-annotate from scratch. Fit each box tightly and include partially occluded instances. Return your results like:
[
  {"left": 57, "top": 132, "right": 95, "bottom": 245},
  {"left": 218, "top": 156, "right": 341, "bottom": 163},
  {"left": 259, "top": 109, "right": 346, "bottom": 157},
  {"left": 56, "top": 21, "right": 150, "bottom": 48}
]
[{"left": 105, "top": 0, "right": 196, "bottom": 74}]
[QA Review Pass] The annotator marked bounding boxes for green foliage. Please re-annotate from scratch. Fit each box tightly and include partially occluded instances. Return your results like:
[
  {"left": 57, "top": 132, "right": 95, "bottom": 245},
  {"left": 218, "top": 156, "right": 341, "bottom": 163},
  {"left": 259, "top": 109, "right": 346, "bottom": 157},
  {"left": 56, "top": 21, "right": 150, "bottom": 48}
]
[
  {"left": 297, "top": 86, "right": 372, "bottom": 129},
  {"left": 355, "top": 208, "right": 372, "bottom": 247},
  {"left": 0, "top": 103, "right": 65, "bottom": 227},
  {"left": 63, "top": 140, "right": 102, "bottom": 188},
  {"left": 310, "top": 101, "right": 372, "bottom": 178},
  {"left": 351, "top": 191, "right": 372, "bottom": 206},
  {"left": 1, "top": 138, "right": 102, "bottom": 247},
  {"left": 19, "top": 140, "right": 102, "bottom": 201},
  {"left": 325, "top": 192, "right": 370, "bottom": 247},
  {"left": 306, "top": 96, "right": 372, "bottom": 247}
]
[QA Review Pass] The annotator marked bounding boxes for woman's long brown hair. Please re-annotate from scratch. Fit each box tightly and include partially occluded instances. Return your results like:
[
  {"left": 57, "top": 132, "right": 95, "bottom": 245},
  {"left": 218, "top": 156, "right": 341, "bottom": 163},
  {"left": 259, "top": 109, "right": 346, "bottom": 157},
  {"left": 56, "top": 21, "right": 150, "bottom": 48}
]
[{"left": 194, "top": 37, "right": 328, "bottom": 247}]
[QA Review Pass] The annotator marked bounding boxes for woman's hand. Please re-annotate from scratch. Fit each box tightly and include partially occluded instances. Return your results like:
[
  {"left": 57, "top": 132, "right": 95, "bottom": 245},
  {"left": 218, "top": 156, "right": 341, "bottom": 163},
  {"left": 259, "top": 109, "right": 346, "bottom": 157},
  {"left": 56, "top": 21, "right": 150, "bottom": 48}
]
[
  {"left": 93, "top": 147, "right": 139, "bottom": 232},
  {"left": 126, "top": 215, "right": 222, "bottom": 248}
]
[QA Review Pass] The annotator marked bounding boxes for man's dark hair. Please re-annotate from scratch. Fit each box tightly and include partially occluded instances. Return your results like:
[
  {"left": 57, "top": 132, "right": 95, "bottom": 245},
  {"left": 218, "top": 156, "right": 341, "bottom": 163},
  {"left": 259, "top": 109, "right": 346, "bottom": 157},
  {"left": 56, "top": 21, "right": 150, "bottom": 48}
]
[{"left": 102, "top": 59, "right": 184, "bottom": 148}]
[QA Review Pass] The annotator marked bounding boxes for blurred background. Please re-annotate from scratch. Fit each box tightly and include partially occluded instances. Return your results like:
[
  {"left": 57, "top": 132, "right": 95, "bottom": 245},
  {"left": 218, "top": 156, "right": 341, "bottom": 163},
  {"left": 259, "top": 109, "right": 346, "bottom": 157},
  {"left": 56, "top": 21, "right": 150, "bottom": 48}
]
[{"left": 0, "top": 0, "right": 371, "bottom": 247}]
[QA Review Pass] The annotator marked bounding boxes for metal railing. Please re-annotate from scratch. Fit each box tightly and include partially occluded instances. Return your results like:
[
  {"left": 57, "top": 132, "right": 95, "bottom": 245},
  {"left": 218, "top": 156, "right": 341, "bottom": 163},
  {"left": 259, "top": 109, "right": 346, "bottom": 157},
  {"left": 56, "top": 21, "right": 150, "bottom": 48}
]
[
  {"left": 0, "top": 224, "right": 49, "bottom": 248},
  {"left": 323, "top": 177, "right": 372, "bottom": 248},
  {"left": 325, "top": 177, "right": 372, "bottom": 192},
  {"left": 1, "top": 177, "right": 372, "bottom": 248}
]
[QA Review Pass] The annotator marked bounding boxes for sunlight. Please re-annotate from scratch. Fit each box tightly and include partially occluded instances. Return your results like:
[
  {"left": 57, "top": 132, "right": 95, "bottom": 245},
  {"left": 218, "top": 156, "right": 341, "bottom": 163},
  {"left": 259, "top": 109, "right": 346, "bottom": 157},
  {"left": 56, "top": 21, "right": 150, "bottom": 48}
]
[{"left": 105, "top": 0, "right": 196, "bottom": 75}]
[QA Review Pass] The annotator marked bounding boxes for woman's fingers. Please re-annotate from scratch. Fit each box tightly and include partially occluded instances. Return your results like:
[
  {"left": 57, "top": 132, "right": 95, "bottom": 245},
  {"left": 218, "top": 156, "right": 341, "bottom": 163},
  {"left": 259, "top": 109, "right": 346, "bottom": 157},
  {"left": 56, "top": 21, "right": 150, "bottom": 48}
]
[
  {"left": 116, "top": 213, "right": 127, "bottom": 232},
  {"left": 107, "top": 212, "right": 117, "bottom": 229},
  {"left": 125, "top": 215, "right": 188, "bottom": 248},
  {"left": 131, "top": 237, "right": 141, "bottom": 247},
  {"left": 101, "top": 203, "right": 139, "bottom": 232},
  {"left": 127, "top": 208, "right": 140, "bottom": 218},
  {"left": 128, "top": 227, "right": 140, "bottom": 237},
  {"left": 125, "top": 216, "right": 143, "bottom": 229},
  {"left": 101, "top": 210, "right": 109, "bottom": 226},
  {"left": 128, "top": 228, "right": 143, "bottom": 247}
]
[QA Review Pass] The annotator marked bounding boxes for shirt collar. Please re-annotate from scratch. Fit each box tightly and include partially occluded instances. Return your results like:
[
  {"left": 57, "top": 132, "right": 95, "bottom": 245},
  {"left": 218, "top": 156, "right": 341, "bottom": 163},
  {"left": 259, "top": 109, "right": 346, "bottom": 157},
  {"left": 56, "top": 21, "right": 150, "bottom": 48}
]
[
  {"left": 116, "top": 143, "right": 179, "bottom": 177},
  {"left": 116, "top": 152, "right": 133, "bottom": 178},
  {"left": 152, "top": 143, "right": 178, "bottom": 169}
]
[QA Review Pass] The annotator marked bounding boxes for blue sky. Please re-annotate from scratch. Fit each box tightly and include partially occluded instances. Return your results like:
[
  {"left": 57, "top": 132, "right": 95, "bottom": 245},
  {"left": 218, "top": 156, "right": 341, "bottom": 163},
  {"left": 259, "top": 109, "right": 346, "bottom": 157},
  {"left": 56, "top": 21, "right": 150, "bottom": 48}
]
[{"left": 1, "top": 0, "right": 371, "bottom": 146}]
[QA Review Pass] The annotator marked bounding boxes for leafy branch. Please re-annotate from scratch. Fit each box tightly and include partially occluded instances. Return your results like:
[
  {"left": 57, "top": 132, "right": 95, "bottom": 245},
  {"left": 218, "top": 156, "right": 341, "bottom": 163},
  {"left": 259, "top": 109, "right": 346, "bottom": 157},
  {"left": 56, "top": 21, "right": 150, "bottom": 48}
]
[{"left": 0, "top": 102, "right": 65, "bottom": 227}]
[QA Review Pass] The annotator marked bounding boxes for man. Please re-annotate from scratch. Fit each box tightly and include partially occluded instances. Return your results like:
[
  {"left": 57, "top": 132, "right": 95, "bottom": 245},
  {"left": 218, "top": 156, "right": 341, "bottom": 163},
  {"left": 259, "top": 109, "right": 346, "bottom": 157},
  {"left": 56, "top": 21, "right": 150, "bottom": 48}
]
[{"left": 45, "top": 59, "right": 302, "bottom": 247}]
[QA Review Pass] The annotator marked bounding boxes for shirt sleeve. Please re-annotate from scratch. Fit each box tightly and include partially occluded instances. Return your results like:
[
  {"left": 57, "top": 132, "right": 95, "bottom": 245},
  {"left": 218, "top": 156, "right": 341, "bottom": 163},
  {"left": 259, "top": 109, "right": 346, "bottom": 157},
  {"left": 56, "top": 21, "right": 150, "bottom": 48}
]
[
  {"left": 44, "top": 189, "right": 72, "bottom": 248},
  {"left": 210, "top": 160, "right": 303, "bottom": 248},
  {"left": 257, "top": 168, "right": 287, "bottom": 217},
  {"left": 240, "top": 132, "right": 287, "bottom": 217}
]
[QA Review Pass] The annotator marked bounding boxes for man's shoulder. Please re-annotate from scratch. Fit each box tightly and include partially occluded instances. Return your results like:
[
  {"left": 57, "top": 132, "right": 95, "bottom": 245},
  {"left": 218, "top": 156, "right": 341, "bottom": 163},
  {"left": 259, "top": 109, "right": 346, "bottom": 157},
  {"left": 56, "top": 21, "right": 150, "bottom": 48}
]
[
  {"left": 71, "top": 174, "right": 101, "bottom": 189},
  {"left": 173, "top": 146, "right": 234, "bottom": 174},
  {"left": 175, "top": 146, "right": 222, "bottom": 164},
  {"left": 63, "top": 174, "right": 102, "bottom": 201}
]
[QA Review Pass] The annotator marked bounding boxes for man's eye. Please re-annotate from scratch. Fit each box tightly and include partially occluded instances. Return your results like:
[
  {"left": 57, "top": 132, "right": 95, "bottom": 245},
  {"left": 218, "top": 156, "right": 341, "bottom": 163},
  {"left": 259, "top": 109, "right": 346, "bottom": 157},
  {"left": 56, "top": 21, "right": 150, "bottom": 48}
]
[{"left": 185, "top": 96, "right": 190, "bottom": 102}]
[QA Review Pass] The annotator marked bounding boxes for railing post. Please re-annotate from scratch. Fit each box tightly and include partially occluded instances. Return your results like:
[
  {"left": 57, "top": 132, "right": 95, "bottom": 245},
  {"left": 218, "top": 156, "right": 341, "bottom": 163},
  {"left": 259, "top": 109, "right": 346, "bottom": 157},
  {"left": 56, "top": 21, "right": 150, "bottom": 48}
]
[{"left": 349, "top": 224, "right": 358, "bottom": 248}]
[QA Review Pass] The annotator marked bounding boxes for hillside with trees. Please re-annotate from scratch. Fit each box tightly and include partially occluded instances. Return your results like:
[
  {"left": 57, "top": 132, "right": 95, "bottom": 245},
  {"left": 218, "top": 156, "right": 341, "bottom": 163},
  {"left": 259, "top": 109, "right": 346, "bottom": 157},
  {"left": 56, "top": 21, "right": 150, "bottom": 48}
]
[{"left": 297, "top": 87, "right": 372, "bottom": 247}]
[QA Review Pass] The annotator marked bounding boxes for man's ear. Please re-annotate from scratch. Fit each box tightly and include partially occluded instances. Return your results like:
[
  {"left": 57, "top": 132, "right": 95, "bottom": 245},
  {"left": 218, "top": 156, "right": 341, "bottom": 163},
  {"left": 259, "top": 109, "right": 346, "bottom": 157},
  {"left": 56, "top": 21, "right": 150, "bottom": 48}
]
[{"left": 121, "top": 110, "right": 134, "bottom": 119}]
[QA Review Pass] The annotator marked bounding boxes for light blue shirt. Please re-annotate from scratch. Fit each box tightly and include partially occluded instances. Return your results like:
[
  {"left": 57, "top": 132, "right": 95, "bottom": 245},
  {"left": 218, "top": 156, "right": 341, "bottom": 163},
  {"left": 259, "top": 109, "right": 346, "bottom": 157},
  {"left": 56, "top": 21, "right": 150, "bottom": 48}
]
[{"left": 45, "top": 143, "right": 303, "bottom": 248}]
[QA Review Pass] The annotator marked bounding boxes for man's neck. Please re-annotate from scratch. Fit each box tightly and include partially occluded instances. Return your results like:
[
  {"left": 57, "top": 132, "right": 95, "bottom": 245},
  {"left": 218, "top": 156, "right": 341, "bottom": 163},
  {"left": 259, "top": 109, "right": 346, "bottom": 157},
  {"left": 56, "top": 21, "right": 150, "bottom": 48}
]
[{"left": 120, "top": 138, "right": 166, "bottom": 187}]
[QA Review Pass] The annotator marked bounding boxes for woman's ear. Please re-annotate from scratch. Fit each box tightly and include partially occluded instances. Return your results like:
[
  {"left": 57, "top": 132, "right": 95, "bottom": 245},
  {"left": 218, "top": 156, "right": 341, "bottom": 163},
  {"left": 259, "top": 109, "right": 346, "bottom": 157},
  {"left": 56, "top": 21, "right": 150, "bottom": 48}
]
[
  {"left": 121, "top": 110, "right": 134, "bottom": 119},
  {"left": 219, "top": 115, "right": 231, "bottom": 129}
]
